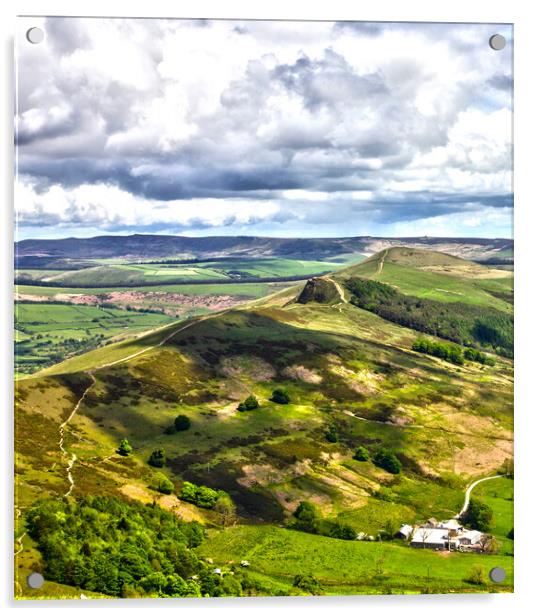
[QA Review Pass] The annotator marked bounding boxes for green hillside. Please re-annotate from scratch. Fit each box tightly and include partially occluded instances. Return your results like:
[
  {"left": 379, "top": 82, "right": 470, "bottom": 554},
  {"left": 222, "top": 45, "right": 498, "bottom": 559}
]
[
  {"left": 336, "top": 247, "right": 513, "bottom": 312},
  {"left": 14, "top": 247, "right": 514, "bottom": 598}
]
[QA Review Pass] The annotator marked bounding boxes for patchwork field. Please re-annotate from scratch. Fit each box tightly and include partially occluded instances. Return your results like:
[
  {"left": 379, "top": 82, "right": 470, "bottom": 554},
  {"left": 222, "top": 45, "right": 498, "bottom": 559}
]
[
  {"left": 16, "top": 256, "right": 357, "bottom": 287},
  {"left": 14, "top": 246, "right": 514, "bottom": 598}
]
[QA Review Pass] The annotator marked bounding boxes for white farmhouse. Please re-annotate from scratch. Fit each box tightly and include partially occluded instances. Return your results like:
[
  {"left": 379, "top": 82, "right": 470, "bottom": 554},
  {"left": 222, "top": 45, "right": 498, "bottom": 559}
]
[
  {"left": 410, "top": 527, "right": 458, "bottom": 550},
  {"left": 458, "top": 529, "right": 482, "bottom": 546},
  {"left": 398, "top": 524, "right": 414, "bottom": 540}
]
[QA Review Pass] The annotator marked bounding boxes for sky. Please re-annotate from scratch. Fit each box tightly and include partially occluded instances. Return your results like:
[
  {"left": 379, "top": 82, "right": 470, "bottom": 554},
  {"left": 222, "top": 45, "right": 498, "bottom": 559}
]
[{"left": 15, "top": 18, "right": 513, "bottom": 240}]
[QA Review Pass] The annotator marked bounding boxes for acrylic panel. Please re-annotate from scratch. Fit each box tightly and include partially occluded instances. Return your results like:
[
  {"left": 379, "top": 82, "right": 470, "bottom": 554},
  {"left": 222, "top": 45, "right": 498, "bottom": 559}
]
[{"left": 14, "top": 17, "right": 513, "bottom": 599}]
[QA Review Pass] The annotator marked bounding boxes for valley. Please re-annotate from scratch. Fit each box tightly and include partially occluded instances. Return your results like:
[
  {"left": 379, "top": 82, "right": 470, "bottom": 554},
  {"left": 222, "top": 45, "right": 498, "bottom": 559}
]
[{"left": 14, "top": 237, "right": 514, "bottom": 598}]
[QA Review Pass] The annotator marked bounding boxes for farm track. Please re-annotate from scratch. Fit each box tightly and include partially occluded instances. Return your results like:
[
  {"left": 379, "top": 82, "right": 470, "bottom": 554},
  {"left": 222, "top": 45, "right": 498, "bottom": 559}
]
[{"left": 457, "top": 474, "right": 507, "bottom": 518}]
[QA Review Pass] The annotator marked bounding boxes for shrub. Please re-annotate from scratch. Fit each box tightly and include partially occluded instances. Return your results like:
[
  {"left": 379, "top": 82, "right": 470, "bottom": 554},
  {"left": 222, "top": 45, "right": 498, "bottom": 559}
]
[
  {"left": 148, "top": 449, "right": 166, "bottom": 468},
  {"left": 324, "top": 521, "right": 357, "bottom": 540},
  {"left": 465, "top": 565, "right": 486, "bottom": 586},
  {"left": 460, "top": 499, "right": 493, "bottom": 532},
  {"left": 270, "top": 388, "right": 291, "bottom": 404},
  {"left": 353, "top": 446, "right": 369, "bottom": 461},
  {"left": 117, "top": 439, "right": 133, "bottom": 456},
  {"left": 237, "top": 395, "right": 259, "bottom": 412},
  {"left": 153, "top": 473, "right": 174, "bottom": 495},
  {"left": 174, "top": 414, "right": 191, "bottom": 432},
  {"left": 292, "top": 574, "right": 322, "bottom": 595},
  {"left": 325, "top": 424, "right": 339, "bottom": 443},
  {"left": 373, "top": 448, "right": 402, "bottom": 474},
  {"left": 164, "top": 425, "right": 177, "bottom": 435},
  {"left": 507, "top": 528, "right": 514, "bottom": 539}
]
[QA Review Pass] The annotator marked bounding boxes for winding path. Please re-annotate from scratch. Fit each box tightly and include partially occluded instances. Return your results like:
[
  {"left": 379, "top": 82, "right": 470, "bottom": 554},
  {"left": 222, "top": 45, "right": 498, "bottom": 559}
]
[
  {"left": 59, "top": 373, "right": 97, "bottom": 497},
  {"left": 456, "top": 474, "right": 506, "bottom": 518},
  {"left": 376, "top": 248, "right": 388, "bottom": 276},
  {"left": 325, "top": 277, "right": 348, "bottom": 305},
  {"left": 57, "top": 314, "right": 216, "bottom": 497}
]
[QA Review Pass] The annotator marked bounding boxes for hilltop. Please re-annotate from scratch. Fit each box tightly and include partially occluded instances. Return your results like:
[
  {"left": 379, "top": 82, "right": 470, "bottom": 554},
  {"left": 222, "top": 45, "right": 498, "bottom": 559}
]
[{"left": 333, "top": 246, "right": 513, "bottom": 313}]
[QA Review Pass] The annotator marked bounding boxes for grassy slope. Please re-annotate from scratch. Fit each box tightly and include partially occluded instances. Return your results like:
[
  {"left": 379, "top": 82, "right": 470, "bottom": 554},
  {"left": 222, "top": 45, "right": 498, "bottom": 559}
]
[
  {"left": 336, "top": 247, "right": 513, "bottom": 312},
  {"left": 196, "top": 524, "right": 513, "bottom": 594},
  {"left": 14, "top": 248, "right": 514, "bottom": 597}
]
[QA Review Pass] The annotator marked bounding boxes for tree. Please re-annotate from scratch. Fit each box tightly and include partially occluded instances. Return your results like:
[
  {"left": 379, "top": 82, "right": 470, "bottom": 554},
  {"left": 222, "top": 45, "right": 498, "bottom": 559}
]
[
  {"left": 179, "top": 481, "right": 198, "bottom": 504},
  {"left": 507, "top": 528, "right": 514, "bottom": 540},
  {"left": 325, "top": 424, "right": 339, "bottom": 443},
  {"left": 383, "top": 519, "right": 397, "bottom": 540},
  {"left": 373, "top": 448, "right": 402, "bottom": 474},
  {"left": 460, "top": 498, "right": 493, "bottom": 532},
  {"left": 237, "top": 395, "right": 259, "bottom": 412},
  {"left": 214, "top": 494, "right": 237, "bottom": 527},
  {"left": 174, "top": 415, "right": 191, "bottom": 432},
  {"left": 353, "top": 446, "right": 369, "bottom": 461},
  {"left": 270, "top": 388, "right": 291, "bottom": 404},
  {"left": 292, "top": 501, "right": 320, "bottom": 534},
  {"left": 481, "top": 534, "right": 500, "bottom": 554},
  {"left": 148, "top": 449, "right": 166, "bottom": 468},
  {"left": 153, "top": 473, "right": 174, "bottom": 495},
  {"left": 117, "top": 439, "right": 133, "bottom": 456}
]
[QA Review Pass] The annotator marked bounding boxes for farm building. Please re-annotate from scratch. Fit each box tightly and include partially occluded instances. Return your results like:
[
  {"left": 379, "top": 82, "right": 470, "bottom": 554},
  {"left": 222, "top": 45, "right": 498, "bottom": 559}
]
[
  {"left": 410, "top": 527, "right": 458, "bottom": 550},
  {"left": 401, "top": 519, "right": 483, "bottom": 551}
]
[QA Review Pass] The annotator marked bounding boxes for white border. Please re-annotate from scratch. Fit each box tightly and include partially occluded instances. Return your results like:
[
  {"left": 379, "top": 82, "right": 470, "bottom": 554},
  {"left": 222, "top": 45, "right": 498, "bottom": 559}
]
[{"left": 2, "top": 1, "right": 535, "bottom": 614}]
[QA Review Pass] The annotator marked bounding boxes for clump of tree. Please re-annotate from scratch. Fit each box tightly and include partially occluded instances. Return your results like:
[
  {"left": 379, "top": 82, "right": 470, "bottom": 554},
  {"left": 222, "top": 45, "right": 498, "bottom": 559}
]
[
  {"left": 291, "top": 501, "right": 321, "bottom": 534},
  {"left": 117, "top": 439, "right": 133, "bottom": 456},
  {"left": 412, "top": 338, "right": 464, "bottom": 365},
  {"left": 353, "top": 446, "right": 370, "bottom": 461},
  {"left": 373, "top": 448, "right": 402, "bottom": 474},
  {"left": 290, "top": 501, "right": 356, "bottom": 541},
  {"left": 23, "top": 495, "right": 227, "bottom": 598},
  {"left": 179, "top": 481, "right": 230, "bottom": 510},
  {"left": 148, "top": 448, "right": 166, "bottom": 468},
  {"left": 152, "top": 472, "right": 174, "bottom": 495},
  {"left": 345, "top": 277, "right": 512, "bottom": 357},
  {"left": 237, "top": 395, "right": 259, "bottom": 412},
  {"left": 463, "top": 346, "right": 496, "bottom": 366},
  {"left": 325, "top": 424, "right": 339, "bottom": 443},
  {"left": 460, "top": 498, "right": 494, "bottom": 533},
  {"left": 270, "top": 388, "right": 291, "bottom": 404}
]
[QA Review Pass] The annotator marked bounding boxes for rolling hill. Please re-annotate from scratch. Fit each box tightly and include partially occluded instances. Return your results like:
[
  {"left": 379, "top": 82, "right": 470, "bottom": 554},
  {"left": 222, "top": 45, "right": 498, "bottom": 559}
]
[
  {"left": 14, "top": 247, "right": 514, "bottom": 597},
  {"left": 16, "top": 234, "right": 513, "bottom": 263}
]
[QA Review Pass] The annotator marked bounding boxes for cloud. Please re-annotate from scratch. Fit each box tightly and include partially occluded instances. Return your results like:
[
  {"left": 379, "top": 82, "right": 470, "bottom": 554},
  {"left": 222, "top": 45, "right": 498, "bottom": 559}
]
[{"left": 15, "top": 17, "right": 513, "bottom": 238}]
